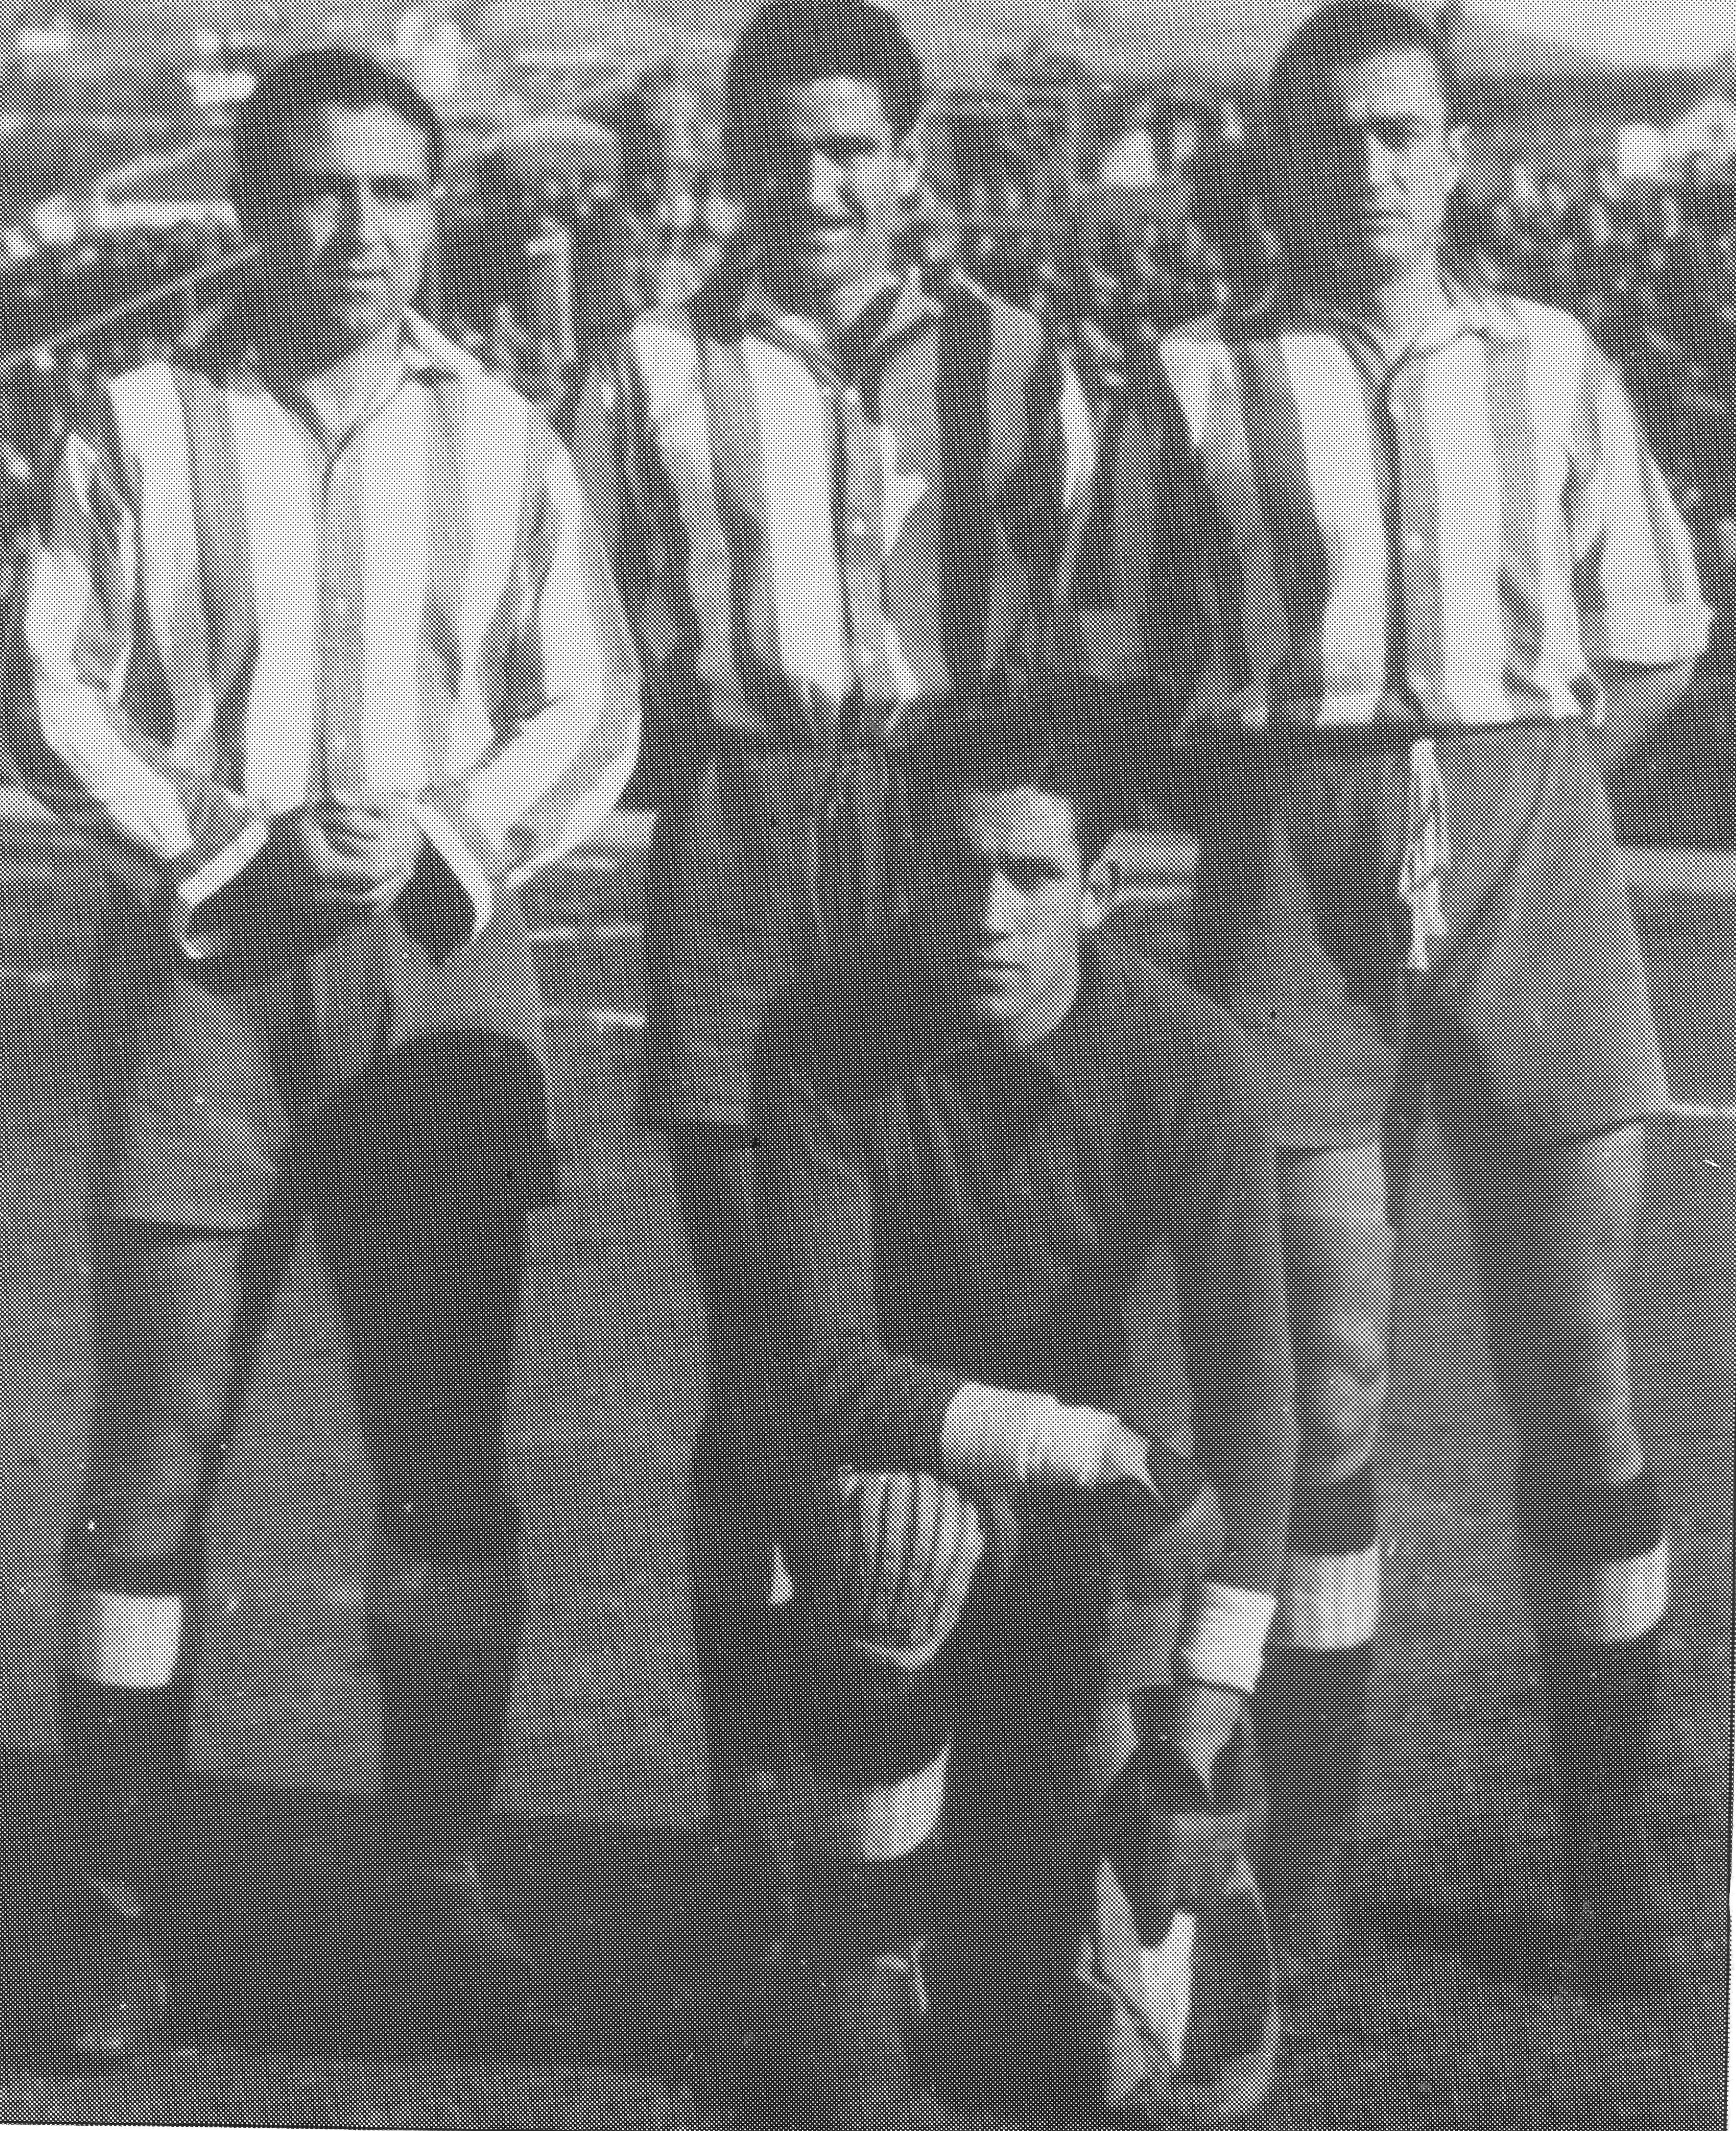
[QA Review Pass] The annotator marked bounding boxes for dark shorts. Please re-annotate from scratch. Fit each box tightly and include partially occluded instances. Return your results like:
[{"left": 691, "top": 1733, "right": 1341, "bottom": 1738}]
[
  {"left": 85, "top": 880, "right": 558, "bottom": 1229},
  {"left": 640, "top": 736, "right": 905, "bottom": 1141},
  {"left": 1183, "top": 717, "right": 1673, "bottom": 1158}
]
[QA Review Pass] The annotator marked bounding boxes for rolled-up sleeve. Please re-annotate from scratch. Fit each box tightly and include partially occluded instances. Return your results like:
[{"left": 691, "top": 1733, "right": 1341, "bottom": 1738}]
[
  {"left": 15, "top": 419, "right": 270, "bottom": 909},
  {"left": 411, "top": 426, "right": 640, "bottom": 939},
  {"left": 1569, "top": 335, "right": 1712, "bottom": 673}
]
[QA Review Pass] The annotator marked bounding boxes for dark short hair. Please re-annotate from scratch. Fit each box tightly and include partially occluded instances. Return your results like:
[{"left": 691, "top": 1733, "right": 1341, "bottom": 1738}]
[
  {"left": 724, "top": 0, "right": 926, "bottom": 153},
  {"left": 1258, "top": 2, "right": 1458, "bottom": 259},
  {"left": 230, "top": 48, "right": 445, "bottom": 223},
  {"left": 908, "top": 708, "right": 1116, "bottom": 870},
  {"left": 1265, "top": 1, "right": 1457, "bottom": 149}
]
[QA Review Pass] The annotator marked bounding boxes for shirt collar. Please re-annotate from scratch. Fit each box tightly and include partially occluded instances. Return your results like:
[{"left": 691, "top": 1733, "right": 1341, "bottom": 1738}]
[
  {"left": 197, "top": 305, "right": 470, "bottom": 393},
  {"left": 730, "top": 268, "right": 942, "bottom": 386},
  {"left": 1257, "top": 276, "right": 1525, "bottom": 356},
  {"left": 937, "top": 965, "right": 1099, "bottom": 1096}
]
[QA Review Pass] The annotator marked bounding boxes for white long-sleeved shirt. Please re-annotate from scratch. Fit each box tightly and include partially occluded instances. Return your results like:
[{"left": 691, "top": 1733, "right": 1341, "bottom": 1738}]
[
  {"left": 17, "top": 309, "right": 639, "bottom": 950},
  {"left": 1145, "top": 289, "right": 1710, "bottom": 731}
]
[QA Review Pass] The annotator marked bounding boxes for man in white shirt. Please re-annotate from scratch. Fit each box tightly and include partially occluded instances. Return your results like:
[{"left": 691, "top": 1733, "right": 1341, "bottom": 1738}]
[
  {"left": 10, "top": 48, "right": 638, "bottom": 2055},
  {"left": 1109, "top": 2, "right": 1707, "bottom": 2084},
  {"left": 597, "top": 0, "right": 1090, "bottom": 2059}
]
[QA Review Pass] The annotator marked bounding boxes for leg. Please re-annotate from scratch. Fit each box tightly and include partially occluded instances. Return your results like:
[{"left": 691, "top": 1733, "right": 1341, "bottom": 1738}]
[
  {"left": 1256, "top": 1143, "right": 1393, "bottom": 1965},
  {"left": 320, "top": 1034, "right": 540, "bottom": 1942},
  {"left": 57, "top": 1217, "right": 275, "bottom": 2057},
  {"left": 1457, "top": 1124, "right": 1667, "bottom": 1968},
  {"left": 780, "top": 1469, "right": 989, "bottom": 2131},
  {"left": 667, "top": 1137, "right": 796, "bottom": 1958}
]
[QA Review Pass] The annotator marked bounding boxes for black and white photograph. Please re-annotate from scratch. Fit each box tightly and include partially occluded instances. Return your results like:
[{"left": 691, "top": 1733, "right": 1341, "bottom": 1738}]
[{"left": 0, "top": 0, "right": 1720, "bottom": 2123}]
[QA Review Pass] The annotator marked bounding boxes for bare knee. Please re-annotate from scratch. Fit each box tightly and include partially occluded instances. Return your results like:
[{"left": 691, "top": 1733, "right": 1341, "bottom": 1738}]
[
  {"left": 76, "top": 1436, "right": 210, "bottom": 1572},
  {"left": 1278, "top": 1144, "right": 1394, "bottom": 1485}
]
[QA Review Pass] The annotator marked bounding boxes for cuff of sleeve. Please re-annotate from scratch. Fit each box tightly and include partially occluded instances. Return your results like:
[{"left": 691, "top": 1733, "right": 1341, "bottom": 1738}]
[
  {"left": 404, "top": 792, "right": 495, "bottom": 942},
  {"left": 939, "top": 1383, "right": 1056, "bottom": 1494},
  {"left": 940, "top": 1383, "right": 1126, "bottom": 1493},
  {"left": 173, "top": 808, "right": 274, "bottom": 956},
  {"left": 1582, "top": 598, "right": 1713, "bottom": 672},
  {"left": 1176, "top": 1585, "right": 1279, "bottom": 1698}
]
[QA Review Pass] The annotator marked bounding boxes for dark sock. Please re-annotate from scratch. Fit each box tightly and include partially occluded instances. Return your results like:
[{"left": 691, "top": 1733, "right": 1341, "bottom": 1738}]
[
  {"left": 1535, "top": 1622, "right": 1664, "bottom": 1936},
  {"left": 58, "top": 1674, "right": 192, "bottom": 1903},
  {"left": 802, "top": 1851, "right": 932, "bottom": 2131},
  {"left": 1253, "top": 1640, "right": 1374, "bottom": 1943},
  {"left": 1257, "top": 1466, "right": 1381, "bottom": 1943},
  {"left": 811, "top": 1847, "right": 932, "bottom": 1969},
  {"left": 367, "top": 1541, "right": 523, "bottom": 1875},
  {"left": 1524, "top": 1466, "right": 1667, "bottom": 1944}
]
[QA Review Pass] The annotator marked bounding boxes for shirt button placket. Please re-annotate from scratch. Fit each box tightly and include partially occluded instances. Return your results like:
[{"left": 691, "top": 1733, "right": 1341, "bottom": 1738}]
[
  {"left": 1388, "top": 370, "right": 1432, "bottom": 712},
  {"left": 839, "top": 384, "right": 887, "bottom": 715},
  {"left": 320, "top": 454, "right": 369, "bottom": 800}
]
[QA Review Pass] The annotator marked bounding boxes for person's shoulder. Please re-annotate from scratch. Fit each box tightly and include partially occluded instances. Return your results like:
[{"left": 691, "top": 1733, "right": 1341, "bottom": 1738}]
[
  {"left": 1498, "top": 292, "right": 1598, "bottom": 365},
  {"left": 939, "top": 267, "right": 1084, "bottom": 390},
  {"left": 1094, "top": 941, "right": 1262, "bottom": 1108},
  {"left": 938, "top": 268, "right": 1039, "bottom": 345},
  {"left": 1157, "top": 303, "right": 1244, "bottom": 371},
  {"left": 618, "top": 299, "right": 709, "bottom": 422},
  {"left": 87, "top": 355, "right": 202, "bottom": 465},
  {"left": 755, "top": 978, "right": 901, "bottom": 1149}
]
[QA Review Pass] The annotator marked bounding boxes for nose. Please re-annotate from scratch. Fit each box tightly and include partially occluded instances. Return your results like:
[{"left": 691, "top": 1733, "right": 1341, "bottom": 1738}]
[
  {"left": 980, "top": 873, "right": 1025, "bottom": 937},
  {"left": 802, "top": 151, "right": 848, "bottom": 218},
  {"left": 1362, "top": 133, "right": 1400, "bottom": 189},
  {"left": 354, "top": 188, "right": 397, "bottom": 258}
]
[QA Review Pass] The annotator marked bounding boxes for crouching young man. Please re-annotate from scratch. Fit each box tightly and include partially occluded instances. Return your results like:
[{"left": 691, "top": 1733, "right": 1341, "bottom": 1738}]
[{"left": 732, "top": 715, "right": 1298, "bottom": 2129}]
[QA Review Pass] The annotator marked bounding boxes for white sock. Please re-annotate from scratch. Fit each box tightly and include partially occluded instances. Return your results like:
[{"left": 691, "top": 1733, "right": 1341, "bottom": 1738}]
[
  {"left": 65, "top": 1591, "right": 184, "bottom": 1691},
  {"left": 1282, "top": 1549, "right": 1383, "bottom": 1652},
  {"left": 1566, "top": 1539, "right": 1670, "bottom": 1645},
  {"left": 815, "top": 1749, "right": 950, "bottom": 1866}
]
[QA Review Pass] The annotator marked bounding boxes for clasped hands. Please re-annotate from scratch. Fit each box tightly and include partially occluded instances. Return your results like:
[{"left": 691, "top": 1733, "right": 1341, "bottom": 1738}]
[{"left": 272, "top": 795, "right": 429, "bottom": 902}]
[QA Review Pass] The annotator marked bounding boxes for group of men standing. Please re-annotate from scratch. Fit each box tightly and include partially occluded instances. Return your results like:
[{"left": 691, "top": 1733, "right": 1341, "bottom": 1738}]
[{"left": 0, "top": 0, "right": 1707, "bottom": 2124}]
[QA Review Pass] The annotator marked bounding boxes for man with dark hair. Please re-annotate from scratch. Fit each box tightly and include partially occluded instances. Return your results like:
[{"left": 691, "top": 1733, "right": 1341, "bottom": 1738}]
[
  {"left": 11, "top": 47, "right": 638, "bottom": 2055},
  {"left": 1089, "top": 0, "right": 1707, "bottom": 2081},
  {"left": 596, "top": 0, "right": 1091, "bottom": 2019},
  {"left": 225, "top": 45, "right": 447, "bottom": 229},
  {"left": 742, "top": 714, "right": 1295, "bottom": 2129}
]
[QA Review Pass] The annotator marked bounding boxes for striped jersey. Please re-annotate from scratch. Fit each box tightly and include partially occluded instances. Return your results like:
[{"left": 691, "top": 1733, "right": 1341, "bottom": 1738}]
[
  {"left": 1079, "top": 284, "right": 1709, "bottom": 730},
  {"left": 600, "top": 268, "right": 1092, "bottom": 754},
  {"left": 16, "top": 309, "right": 640, "bottom": 952}
]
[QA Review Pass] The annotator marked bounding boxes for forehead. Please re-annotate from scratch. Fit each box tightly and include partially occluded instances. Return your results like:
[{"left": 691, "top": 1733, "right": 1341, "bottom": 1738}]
[
  {"left": 941, "top": 787, "right": 1082, "bottom": 859},
  {"left": 765, "top": 76, "right": 898, "bottom": 142},
  {"left": 1315, "top": 45, "right": 1451, "bottom": 126},
  {"left": 271, "top": 102, "right": 436, "bottom": 181}
]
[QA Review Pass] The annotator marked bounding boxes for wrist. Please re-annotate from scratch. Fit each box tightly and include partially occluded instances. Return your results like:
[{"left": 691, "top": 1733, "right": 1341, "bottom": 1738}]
[{"left": 1177, "top": 1585, "right": 1278, "bottom": 1699}]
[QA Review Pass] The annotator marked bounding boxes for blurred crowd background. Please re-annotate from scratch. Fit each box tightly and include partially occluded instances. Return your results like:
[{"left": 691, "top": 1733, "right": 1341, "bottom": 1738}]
[{"left": 3, "top": 25, "right": 1736, "bottom": 834}]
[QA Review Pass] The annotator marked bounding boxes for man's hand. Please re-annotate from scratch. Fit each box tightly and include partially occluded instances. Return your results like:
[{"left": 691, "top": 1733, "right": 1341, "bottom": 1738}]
[
  {"left": 1172, "top": 1679, "right": 1249, "bottom": 1806},
  {"left": 282, "top": 799, "right": 427, "bottom": 900}
]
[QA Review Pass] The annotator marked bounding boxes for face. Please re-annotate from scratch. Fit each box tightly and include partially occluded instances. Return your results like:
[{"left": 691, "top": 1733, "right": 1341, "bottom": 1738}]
[
  {"left": 747, "top": 75, "right": 917, "bottom": 301},
  {"left": 252, "top": 102, "right": 440, "bottom": 354},
  {"left": 1293, "top": 44, "right": 1462, "bottom": 281},
  {"left": 925, "top": 788, "right": 1102, "bottom": 1044}
]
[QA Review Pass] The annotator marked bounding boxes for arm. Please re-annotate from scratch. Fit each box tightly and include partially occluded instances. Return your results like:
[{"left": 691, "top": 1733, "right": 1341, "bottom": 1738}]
[
  {"left": 11, "top": 415, "right": 273, "bottom": 921},
  {"left": 1127, "top": 1001, "right": 1299, "bottom": 1792},
  {"left": 406, "top": 426, "right": 641, "bottom": 949},
  {"left": 1569, "top": 332, "right": 1712, "bottom": 762},
  {"left": 1588, "top": 657, "right": 1699, "bottom": 784},
  {"left": 989, "top": 332, "right": 1097, "bottom": 682},
  {"left": 752, "top": 1019, "right": 1147, "bottom": 1505}
]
